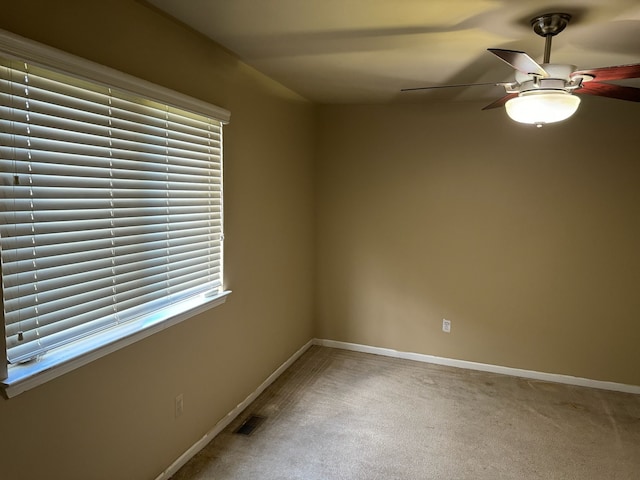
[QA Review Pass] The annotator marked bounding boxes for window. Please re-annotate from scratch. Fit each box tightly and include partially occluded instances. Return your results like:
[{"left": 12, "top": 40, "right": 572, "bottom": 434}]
[{"left": 0, "top": 30, "right": 230, "bottom": 397}]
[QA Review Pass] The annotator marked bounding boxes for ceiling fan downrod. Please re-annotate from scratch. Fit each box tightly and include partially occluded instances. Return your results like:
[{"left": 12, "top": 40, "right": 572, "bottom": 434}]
[{"left": 531, "top": 13, "right": 571, "bottom": 63}]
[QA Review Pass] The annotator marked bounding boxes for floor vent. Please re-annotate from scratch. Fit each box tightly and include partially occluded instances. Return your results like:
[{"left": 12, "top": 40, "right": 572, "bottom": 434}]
[{"left": 234, "top": 414, "right": 266, "bottom": 436}]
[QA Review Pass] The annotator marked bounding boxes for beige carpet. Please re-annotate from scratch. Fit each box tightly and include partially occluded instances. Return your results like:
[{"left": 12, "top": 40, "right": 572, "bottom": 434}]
[{"left": 171, "top": 345, "right": 640, "bottom": 479}]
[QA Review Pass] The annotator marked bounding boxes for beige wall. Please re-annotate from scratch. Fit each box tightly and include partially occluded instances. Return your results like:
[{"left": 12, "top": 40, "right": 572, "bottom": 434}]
[
  {"left": 0, "top": 1, "right": 315, "bottom": 479},
  {"left": 316, "top": 99, "right": 640, "bottom": 386}
]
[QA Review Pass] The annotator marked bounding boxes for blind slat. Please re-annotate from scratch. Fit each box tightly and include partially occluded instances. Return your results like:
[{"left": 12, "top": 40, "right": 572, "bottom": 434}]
[{"left": 2, "top": 232, "right": 222, "bottom": 266}]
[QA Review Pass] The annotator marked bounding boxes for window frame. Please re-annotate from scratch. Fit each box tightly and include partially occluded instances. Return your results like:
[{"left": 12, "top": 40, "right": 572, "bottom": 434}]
[{"left": 0, "top": 29, "right": 231, "bottom": 398}]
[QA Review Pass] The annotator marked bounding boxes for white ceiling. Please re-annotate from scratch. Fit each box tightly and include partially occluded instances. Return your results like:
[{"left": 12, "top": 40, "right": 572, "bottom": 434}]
[{"left": 147, "top": 0, "right": 640, "bottom": 104}]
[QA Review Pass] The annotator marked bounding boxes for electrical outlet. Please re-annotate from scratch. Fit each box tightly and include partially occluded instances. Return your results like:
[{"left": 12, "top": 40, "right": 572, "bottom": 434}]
[
  {"left": 175, "top": 393, "right": 184, "bottom": 418},
  {"left": 442, "top": 319, "right": 451, "bottom": 333}
]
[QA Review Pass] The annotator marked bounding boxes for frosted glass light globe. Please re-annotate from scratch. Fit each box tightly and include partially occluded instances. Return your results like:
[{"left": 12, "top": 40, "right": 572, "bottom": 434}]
[{"left": 505, "top": 91, "right": 581, "bottom": 125}]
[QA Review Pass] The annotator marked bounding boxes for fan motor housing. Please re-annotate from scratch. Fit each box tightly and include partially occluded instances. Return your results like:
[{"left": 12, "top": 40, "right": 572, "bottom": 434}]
[
  {"left": 517, "top": 79, "right": 568, "bottom": 94},
  {"left": 511, "top": 64, "right": 579, "bottom": 94},
  {"left": 514, "top": 63, "right": 575, "bottom": 83}
]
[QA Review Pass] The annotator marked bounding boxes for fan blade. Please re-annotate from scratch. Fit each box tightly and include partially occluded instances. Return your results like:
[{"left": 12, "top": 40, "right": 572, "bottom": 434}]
[
  {"left": 572, "top": 63, "right": 640, "bottom": 82},
  {"left": 401, "top": 82, "right": 501, "bottom": 92},
  {"left": 482, "top": 93, "right": 519, "bottom": 110},
  {"left": 487, "top": 48, "right": 548, "bottom": 77},
  {"left": 577, "top": 82, "right": 640, "bottom": 102}
]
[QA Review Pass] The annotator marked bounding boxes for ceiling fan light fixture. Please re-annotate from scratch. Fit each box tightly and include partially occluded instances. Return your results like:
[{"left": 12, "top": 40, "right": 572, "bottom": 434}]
[{"left": 505, "top": 90, "right": 580, "bottom": 126}]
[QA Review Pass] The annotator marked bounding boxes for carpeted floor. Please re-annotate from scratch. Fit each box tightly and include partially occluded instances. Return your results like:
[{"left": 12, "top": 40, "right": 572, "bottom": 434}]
[{"left": 170, "top": 345, "right": 640, "bottom": 479}]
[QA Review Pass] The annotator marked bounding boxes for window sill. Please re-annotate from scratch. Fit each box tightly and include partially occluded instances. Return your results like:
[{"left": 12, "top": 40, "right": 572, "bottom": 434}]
[{"left": 1, "top": 290, "right": 231, "bottom": 399}]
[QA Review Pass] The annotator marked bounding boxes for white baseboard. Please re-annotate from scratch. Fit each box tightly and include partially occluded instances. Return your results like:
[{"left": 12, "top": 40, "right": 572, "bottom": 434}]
[
  {"left": 154, "top": 339, "right": 314, "bottom": 480},
  {"left": 314, "top": 338, "right": 640, "bottom": 395}
]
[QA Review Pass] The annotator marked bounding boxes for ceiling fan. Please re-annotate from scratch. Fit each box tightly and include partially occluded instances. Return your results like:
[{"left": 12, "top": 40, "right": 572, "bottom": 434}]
[{"left": 402, "top": 13, "right": 640, "bottom": 127}]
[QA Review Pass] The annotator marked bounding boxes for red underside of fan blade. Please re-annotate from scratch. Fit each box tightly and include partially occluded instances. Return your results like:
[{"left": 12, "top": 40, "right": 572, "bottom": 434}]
[
  {"left": 573, "top": 63, "right": 640, "bottom": 82},
  {"left": 482, "top": 93, "right": 518, "bottom": 110},
  {"left": 577, "top": 82, "right": 640, "bottom": 102}
]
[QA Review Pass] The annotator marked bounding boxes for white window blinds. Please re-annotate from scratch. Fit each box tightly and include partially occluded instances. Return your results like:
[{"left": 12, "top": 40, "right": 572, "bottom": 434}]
[{"left": 0, "top": 55, "right": 226, "bottom": 365}]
